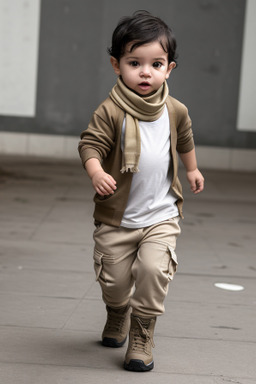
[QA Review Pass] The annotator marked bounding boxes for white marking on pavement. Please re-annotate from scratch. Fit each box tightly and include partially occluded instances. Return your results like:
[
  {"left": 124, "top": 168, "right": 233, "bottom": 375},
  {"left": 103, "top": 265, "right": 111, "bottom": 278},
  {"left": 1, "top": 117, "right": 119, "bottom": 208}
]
[{"left": 214, "top": 283, "right": 244, "bottom": 291}]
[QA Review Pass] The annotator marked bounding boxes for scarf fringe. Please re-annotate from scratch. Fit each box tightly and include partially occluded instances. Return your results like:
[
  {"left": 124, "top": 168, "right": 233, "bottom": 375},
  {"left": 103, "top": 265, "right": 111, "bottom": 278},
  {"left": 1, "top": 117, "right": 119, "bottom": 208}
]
[{"left": 120, "top": 165, "right": 140, "bottom": 174}]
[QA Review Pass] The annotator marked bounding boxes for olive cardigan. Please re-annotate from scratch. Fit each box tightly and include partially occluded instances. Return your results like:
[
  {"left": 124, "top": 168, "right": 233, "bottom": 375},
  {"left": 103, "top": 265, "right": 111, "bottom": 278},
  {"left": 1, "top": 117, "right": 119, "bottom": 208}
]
[{"left": 78, "top": 95, "right": 194, "bottom": 227}]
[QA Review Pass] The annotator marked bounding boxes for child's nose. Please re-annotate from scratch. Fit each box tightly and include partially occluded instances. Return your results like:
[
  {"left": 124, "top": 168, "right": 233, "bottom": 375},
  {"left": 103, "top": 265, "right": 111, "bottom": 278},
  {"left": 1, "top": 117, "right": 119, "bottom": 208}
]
[{"left": 140, "top": 65, "right": 151, "bottom": 77}]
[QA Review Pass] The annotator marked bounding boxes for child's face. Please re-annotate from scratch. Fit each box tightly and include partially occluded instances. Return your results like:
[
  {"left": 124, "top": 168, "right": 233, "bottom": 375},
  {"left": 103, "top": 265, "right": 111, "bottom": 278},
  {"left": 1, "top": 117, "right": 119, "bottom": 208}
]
[{"left": 111, "top": 40, "right": 176, "bottom": 96}]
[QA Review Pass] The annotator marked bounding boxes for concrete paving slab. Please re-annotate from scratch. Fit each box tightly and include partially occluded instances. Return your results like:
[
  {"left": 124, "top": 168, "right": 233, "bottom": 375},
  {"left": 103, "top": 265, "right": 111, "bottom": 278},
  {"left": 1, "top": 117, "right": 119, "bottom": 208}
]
[
  {"left": 157, "top": 337, "right": 256, "bottom": 380},
  {"left": 3, "top": 363, "right": 255, "bottom": 384},
  {"left": 0, "top": 327, "right": 124, "bottom": 369},
  {"left": 158, "top": 298, "right": 256, "bottom": 342},
  {"left": 0, "top": 156, "right": 256, "bottom": 383},
  {"left": 0, "top": 265, "right": 94, "bottom": 298},
  {"left": 177, "top": 255, "right": 253, "bottom": 280},
  {"left": 0, "top": 294, "right": 80, "bottom": 329},
  {"left": 167, "top": 274, "right": 256, "bottom": 306},
  {"left": 0, "top": 327, "right": 255, "bottom": 381},
  {"left": 63, "top": 298, "right": 107, "bottom": 332},
  {"left": 63, "top": 294, "right": 255, "bottom": 342},
  {"left": 0, "top": 239, "right": 93, "bottom": 273},
  {"left": 30, "top": 199, "right": 94, "bottom": 245},
  {"left": 177, "top": 248, "right": 256, "bottom": 279},
  {"left": 79, "top": 279, "right": 102, "bottom": 300}
]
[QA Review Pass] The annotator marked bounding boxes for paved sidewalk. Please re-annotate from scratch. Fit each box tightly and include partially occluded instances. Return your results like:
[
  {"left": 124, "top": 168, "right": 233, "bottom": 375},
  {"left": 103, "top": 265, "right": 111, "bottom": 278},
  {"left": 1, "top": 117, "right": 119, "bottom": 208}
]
[{"left": 0, "top": 155, "right": 255, "bottom": 384}]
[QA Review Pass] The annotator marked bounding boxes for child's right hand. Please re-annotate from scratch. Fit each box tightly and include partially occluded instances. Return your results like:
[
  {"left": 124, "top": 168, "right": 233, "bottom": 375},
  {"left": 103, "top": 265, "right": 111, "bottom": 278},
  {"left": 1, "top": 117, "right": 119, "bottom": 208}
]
[{"left": 92, "top": 170, "right": 117, "bottom": 196}]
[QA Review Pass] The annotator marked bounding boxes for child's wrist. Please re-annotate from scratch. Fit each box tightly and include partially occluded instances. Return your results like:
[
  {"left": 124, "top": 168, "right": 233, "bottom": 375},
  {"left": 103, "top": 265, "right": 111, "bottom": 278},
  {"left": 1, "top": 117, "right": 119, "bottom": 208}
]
[{"left": 186, "top": 167, "right": 197, "bottom": 173}]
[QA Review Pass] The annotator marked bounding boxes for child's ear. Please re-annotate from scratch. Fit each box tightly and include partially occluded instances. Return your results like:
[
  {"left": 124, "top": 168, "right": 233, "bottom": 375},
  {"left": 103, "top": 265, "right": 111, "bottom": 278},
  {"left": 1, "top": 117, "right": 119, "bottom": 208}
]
[
  {"left": 110, "top": 57, "right": 121, "bottom": 76},
  {"left": 165, "top": 61, "right": 176, "bottom": 79}
]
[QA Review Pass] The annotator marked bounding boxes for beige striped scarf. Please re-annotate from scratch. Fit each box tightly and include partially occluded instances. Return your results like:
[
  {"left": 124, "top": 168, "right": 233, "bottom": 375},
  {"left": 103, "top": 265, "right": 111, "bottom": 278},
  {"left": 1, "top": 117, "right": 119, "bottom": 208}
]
[{"left": 109, "top": 77, "right": 169, "bottom": 173}]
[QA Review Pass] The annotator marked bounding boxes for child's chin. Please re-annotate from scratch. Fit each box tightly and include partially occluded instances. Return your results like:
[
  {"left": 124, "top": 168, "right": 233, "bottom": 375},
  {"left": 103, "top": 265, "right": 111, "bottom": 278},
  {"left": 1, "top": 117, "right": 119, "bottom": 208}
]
[{"left": 137, "top": 89, "right": 156, "bottom": 97}]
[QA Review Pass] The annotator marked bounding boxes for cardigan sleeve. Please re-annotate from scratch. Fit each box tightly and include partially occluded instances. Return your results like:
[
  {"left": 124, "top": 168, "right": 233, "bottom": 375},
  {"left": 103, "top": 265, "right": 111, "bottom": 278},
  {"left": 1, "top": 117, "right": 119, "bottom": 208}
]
[
  {"left": 174, "top": 101, "right": 195, "bottom": 154},
  {"left": 78, "top": 99, "right": 117, "bottom": 168}
]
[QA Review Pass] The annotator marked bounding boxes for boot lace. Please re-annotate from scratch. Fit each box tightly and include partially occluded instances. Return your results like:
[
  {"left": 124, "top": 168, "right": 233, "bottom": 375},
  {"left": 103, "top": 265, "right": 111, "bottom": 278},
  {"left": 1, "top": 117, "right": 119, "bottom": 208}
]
[
  {"left": 131, "top": 317, "right": 155, "bottom": 354},
  {"left": 105, "top": 310, "right": 126, "bottom": 333}
]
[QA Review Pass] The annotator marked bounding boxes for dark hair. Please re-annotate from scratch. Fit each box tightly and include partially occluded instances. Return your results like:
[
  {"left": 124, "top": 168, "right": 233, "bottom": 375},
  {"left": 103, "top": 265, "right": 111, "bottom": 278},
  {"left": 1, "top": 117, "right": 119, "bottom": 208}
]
[{"left": 108, "top": 10, "right": 177, "bottom": 65}]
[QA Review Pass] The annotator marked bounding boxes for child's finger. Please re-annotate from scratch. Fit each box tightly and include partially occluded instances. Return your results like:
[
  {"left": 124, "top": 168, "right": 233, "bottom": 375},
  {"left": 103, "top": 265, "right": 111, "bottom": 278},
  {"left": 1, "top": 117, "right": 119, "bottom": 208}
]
[
  {"left": 193, "top": 179, "right": 204, "bottom": 194},
  {"left": 99, "top": 179, "right": 117, "bottom": 195},
  {"left": 108, "top": 175, "right": 117, "bottom": 186},
  {"left": 190, "top": 181, "right": 196, "bottom": 192}
]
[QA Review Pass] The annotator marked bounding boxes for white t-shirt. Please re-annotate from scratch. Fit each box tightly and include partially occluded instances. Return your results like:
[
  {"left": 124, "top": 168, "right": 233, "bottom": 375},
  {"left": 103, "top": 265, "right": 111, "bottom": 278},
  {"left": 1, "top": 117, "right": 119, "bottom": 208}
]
[{"left": 121, "top": 105, "right": 179, "bottom": 228}]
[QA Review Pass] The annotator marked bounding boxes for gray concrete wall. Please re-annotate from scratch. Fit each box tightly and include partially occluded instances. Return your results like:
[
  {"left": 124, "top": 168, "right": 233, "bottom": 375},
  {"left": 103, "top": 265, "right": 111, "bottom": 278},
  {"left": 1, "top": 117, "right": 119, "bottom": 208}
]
[{"left": 1, "top": 0, "right": 256, "bottom": 150}]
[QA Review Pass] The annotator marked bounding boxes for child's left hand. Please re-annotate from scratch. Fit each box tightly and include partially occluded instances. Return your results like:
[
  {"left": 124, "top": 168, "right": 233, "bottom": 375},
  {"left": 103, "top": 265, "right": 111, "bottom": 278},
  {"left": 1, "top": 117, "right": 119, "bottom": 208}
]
[{"left": 186, "top": 168, "right": 204, "bottom": 194}]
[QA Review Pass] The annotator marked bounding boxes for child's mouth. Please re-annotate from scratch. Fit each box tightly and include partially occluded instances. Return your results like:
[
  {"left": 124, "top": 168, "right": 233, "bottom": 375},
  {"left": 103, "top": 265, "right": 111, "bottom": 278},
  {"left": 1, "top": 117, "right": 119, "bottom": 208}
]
[{"left": 138, "top": 82, "right": 151, "bottom": 90}]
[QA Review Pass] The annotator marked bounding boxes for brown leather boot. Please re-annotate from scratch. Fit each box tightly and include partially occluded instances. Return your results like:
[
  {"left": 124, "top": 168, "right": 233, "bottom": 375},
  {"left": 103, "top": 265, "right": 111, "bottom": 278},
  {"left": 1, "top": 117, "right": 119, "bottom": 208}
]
[
  {"left": 124, "top": 314, "right": 156, "bottom": 372},
  {"left": 102, "top": 305, "right": 131, "bottom": 348}
]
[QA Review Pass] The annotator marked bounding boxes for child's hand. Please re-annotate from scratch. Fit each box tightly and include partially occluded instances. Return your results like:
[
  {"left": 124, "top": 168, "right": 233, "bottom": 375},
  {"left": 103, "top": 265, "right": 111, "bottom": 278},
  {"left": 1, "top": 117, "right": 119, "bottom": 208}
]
[
  {"left": 186, "top": 168, "right": 204, "bottom": 194},
  {"left": 92, "top": 170, "right": 117, "bottom": 196}
]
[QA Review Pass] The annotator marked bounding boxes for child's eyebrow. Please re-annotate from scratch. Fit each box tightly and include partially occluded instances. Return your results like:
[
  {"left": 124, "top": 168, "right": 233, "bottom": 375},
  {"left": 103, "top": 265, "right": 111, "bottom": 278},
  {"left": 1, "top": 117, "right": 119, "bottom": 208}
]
[
  {"left": 125, "top": 56, "right": 167, "bottom": 62},
  {"left": 125, "top": 56, "right": 139, "bottom": 60},
  {"left": 153, "top": 57, "right": 167, "bottom": 62}
]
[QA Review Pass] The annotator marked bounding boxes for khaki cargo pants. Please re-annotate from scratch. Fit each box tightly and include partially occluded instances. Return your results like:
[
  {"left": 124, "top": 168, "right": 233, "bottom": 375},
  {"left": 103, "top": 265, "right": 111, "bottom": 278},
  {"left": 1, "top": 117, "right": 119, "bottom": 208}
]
[{"left": 93, "top": 217, "right": 181, "bottom": 318}]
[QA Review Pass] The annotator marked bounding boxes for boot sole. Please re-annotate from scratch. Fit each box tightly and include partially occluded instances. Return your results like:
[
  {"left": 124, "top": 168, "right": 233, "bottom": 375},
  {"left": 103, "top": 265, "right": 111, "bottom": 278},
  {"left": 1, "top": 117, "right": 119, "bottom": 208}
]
[
  {"left": 124, "top": 359, "right": 154, "bottom": 372},
  {"left": 102, "top": 336, "right": 127, "bottom": 348}
]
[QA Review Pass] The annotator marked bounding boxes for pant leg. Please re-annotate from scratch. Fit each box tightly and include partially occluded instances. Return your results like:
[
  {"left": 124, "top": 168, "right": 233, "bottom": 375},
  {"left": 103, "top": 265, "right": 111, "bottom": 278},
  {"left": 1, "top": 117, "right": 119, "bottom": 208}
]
[
  {"left": 131, "top": 218, "right": 181, "bottom": 318},
  {"left": 93, "top": 224, "right": 139, "bottom": 308}
]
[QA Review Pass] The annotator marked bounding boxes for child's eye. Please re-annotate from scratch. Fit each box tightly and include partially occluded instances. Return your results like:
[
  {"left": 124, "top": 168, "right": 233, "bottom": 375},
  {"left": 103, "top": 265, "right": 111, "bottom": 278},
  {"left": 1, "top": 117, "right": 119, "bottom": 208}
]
[
  {"left": 153, "top": 62, "right": 163, "bottom": 68},
  {"left": 129, "top": 61, "right": 139, "bottom": 67}
]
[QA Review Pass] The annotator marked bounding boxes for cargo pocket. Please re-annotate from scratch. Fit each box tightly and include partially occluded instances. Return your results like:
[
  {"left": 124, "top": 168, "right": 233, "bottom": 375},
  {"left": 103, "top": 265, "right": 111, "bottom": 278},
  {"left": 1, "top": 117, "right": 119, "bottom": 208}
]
[
  {"left": 93, "top": 248, "right": 103, "bottom": 281},
  {"left": 167, "top": 246, "right": 178, "bottom": 281}
]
